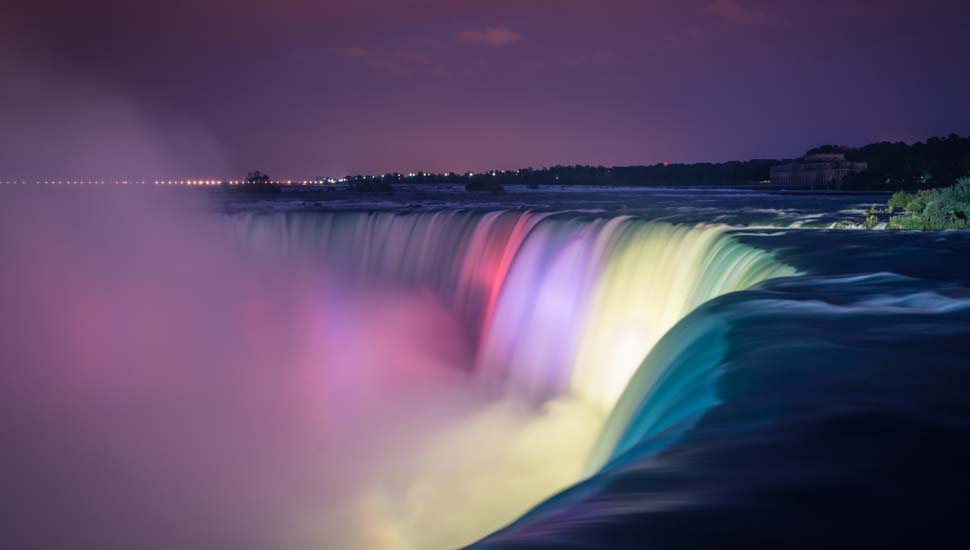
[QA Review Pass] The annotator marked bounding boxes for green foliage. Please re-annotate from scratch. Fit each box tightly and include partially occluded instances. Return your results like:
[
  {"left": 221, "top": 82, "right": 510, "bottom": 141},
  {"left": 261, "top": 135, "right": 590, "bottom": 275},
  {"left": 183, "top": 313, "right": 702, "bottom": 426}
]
[
  {"left": 920, "top": 201, "right": 951, "bottom": 230},
  {"left": 883, "top": 176, "right": 970, "bottom": 230},
  {"left": 887, "top": 191, "right": 916, "bottom": 213},
  {"left": 949, "top": 176, "right": 970, "bottom": 204},
  {"left": 863, "top": 215, "right": 879, "bottom": 230},
  {"left": 886, "top": 214, "right": 925, "bottom": 230},
  {"left": 907, "top": 191, "right": 929, "bottom": 214}
]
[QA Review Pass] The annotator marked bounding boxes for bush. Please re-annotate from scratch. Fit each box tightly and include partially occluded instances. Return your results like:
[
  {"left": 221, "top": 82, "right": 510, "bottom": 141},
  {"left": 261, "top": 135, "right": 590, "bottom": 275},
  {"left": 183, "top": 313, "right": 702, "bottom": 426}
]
[
  {"left": 886, "top": 214, "right": 924, "bottom": 230},
  {"left": 907, "top": 191, "right": 929, "bottom": 214},
  {"left": 884, "top": 176, "right": 970, "bottom": 230},
  {"left": 887, "top": 191, "right": 916, "bottom": 213},
  {"left": 943, "top": 176, "right": 970, "bottom": 213},
  {"left": 921, "top": 201, "right": 950, "bottom": 230}
]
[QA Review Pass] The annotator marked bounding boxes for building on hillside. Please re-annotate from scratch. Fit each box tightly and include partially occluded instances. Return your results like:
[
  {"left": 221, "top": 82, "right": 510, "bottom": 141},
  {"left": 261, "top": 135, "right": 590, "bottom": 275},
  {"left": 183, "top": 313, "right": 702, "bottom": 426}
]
[{"left": 770, "top": 152, "right": 867, "bottom": 187}]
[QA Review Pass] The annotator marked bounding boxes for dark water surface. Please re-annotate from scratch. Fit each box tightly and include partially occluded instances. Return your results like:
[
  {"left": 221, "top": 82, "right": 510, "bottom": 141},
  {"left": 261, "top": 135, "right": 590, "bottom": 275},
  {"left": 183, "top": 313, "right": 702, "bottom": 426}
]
[{"left": 221, "top": 184, "right": 891, "bottom": 227}]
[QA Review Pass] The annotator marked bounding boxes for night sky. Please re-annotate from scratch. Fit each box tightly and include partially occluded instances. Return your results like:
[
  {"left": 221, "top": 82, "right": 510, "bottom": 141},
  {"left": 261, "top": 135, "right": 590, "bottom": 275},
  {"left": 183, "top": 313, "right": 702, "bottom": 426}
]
[{"left": 2, "top": 0, "right": 969, "bottom": 179}]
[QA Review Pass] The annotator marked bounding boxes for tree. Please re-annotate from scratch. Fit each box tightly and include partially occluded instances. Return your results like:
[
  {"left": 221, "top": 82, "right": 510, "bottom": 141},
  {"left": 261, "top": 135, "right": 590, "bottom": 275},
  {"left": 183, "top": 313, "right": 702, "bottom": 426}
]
[
  {"left": 246, "top": 171, "right": 272, "bottom": 185},
  {"left": 233, "top": 170, "right": 280, "bottom": 193}
]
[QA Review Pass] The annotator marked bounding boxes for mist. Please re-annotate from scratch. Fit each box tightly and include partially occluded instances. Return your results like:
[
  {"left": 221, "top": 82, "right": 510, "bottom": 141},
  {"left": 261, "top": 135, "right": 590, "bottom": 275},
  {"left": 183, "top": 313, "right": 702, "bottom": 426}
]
[
  {"left": 0, "top": 188, "right": 603, "bottom": 549},
  {"left": 0, "top": 53, "right": 229, "bottom": 181}
]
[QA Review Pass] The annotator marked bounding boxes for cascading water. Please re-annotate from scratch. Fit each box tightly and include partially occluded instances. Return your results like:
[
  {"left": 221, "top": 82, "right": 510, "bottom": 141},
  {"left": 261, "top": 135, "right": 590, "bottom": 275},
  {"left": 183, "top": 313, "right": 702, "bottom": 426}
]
[
  {"left": 9, "top": 190, "right": 969, "bottom": 550},
  {"left": 228, "top": 209, "right": 797, "bottom": 546},
  {"left": 233, "top": 210, "right": 794, "bottom": 400},
  {"left": 227, "top": 210, "right": 549, "bottom": 351},
  {"left": 478, "top": 219, "right": 796, "bottom": 413}
]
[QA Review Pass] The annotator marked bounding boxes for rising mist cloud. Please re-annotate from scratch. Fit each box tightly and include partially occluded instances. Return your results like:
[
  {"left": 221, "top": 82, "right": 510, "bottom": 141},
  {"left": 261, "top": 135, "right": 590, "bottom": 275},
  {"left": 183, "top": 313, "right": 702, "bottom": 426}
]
[
  {"left": 0, "top": 55, "right": 228, "bottom": 181},
  {"left": 0, "top": 189, "right": 605, "bottom": 550}
]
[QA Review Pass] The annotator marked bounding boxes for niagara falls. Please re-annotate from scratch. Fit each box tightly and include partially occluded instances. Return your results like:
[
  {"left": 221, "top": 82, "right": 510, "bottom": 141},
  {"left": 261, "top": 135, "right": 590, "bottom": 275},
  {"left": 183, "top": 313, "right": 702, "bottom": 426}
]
[
  {"left": 5, "top": 183, "right": 970, "bottom": 549},
  {"left": 3, "top": 1, "right": 970, "bottom": 549}
]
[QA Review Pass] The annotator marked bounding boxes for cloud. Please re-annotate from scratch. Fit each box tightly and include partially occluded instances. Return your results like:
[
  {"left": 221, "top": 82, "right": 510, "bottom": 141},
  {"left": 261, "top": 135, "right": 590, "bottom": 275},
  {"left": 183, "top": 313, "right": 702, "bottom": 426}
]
[
  {"left": 453, "top": 26, "right": 523, "bottom": 47},
  {"left": 702, "top": 0, "right": 778, "bottom": 26}
]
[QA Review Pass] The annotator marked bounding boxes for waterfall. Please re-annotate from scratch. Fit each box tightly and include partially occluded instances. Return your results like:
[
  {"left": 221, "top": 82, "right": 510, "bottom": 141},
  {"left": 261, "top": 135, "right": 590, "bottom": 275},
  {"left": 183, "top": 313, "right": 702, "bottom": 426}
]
[
  {"left": 478, "top": 220, "right": 796, "bottom": 412},
  {"left": 228, "top": 210, "right": 549, "bottom": 350},
  {"left": 230, "top": 210, "right": 796, "bottom": 462}
]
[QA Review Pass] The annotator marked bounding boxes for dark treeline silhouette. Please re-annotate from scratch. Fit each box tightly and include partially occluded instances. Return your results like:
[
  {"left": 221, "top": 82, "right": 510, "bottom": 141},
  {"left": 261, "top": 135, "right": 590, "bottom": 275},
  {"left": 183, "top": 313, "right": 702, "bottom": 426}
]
[
  {"left": 838, "top": 134, "right": 970, "bottom": 189},
  {"left": 343, "top": 159, "right": 785, "bottom": 189},
  {"left": 231, "top": 135, "right": 969, "bottom": 192},
  {"left": 339, "top": 135, "right": 969, "bottom": 190}
]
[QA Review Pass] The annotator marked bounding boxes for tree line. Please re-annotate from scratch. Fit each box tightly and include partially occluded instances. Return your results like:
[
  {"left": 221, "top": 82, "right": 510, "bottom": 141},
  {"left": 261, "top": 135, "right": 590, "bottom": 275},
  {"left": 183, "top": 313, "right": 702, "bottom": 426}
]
[{"left": 239, "top": 134, "right": 970, "bottom": 191}]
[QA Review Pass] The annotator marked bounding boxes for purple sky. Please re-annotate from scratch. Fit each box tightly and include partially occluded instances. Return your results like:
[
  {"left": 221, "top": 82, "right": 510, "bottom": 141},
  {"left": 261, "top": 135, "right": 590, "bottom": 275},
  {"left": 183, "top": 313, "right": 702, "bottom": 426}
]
[{"left": 2, "top": 0, "right": 968, "bottom": 179}]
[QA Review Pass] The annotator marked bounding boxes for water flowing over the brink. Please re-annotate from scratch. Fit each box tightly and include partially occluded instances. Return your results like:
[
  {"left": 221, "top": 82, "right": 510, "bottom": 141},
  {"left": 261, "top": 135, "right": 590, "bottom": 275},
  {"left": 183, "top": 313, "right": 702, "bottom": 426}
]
[
  {"left": 229, "top": 210, "right": 797, "bottom": 466},
  {"left": 8, "top": 190, "right": 970, "bottom": 550}
]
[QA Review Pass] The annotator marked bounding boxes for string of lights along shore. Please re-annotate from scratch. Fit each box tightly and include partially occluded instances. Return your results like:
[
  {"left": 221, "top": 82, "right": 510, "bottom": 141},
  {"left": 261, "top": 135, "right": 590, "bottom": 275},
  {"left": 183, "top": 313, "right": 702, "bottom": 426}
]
[
  {"left": 2, "top": 183, "right": 328, "bottom": 187},
  {"left": 0, "top": 179, "right": 343, "bottom": 186},
  {"left": 2, "top": 183, "right": 338, "bottom": 187},
  {"left": 0, "top": 171, "right": 522, "bottom": 187}
]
